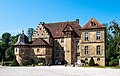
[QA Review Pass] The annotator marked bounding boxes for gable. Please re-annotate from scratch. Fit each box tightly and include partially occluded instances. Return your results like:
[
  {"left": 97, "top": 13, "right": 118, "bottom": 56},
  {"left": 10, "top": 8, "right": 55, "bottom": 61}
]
[
  {"left": 81, "top": 18, "right": 105, "bottom": 30},
  {"left": 32, "top": 23, "right": 50, "bottom": 39},
  {"left": 63, "top": 24, "right": 74, "bottom": 32}
]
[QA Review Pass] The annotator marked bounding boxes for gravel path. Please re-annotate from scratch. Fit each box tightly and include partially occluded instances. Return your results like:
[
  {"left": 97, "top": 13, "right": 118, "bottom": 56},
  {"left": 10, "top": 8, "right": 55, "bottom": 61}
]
[{"left": 0, "top": 66, "right": 120, "bottom": 76}]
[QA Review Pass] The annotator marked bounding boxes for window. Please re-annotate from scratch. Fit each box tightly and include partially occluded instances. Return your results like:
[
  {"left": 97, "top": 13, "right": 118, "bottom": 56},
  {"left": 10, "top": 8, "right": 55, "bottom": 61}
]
[
  {"left": 84, "top": 32, "right": 88, "bottom": 41},
  {"left": 97, "top": 58, "right": 100, "bottom": 61},
  {"left": 61, "top": 39, "right": 64, "bottom": 43},
  {"left": 76, "top": 41, "right": 79, "bottom": 45},
  {"left": 96, "top": 31, "right": 100, "bottom": 40},
  {"left": 21, "top": 49, "right": 23, "bottom": 53},
  {"left": 39, "top": 28, "right": 41, "bottom": 30},
  {"left": 96, "top": 46, "right": 100, "bottom": 55},
  {"left": 91, "top": 22, "right": 95, "bottom": 26},
  {"left": 16, "top": 49, "right": 17, "bottom": 52},
  {"left": 67, "top": 32, "right": 71, "bottom": 37},
  {"left": 85, "top": 58, "right": 88, "bottom": 61},
  {"left": 61, "top": 47, "right": 64, "bottom": 50},
  {"left": 37, "top": 49, "right": 39, "bottom": 52},
  {"left": 85, "top": 46, "right": 88, "bottom": 55},
  {"left": 76, "top": 40, "right": 79, "bottom": 51},
  {"left": 76, "top": 46, "right": 79, "bottom": 51}
]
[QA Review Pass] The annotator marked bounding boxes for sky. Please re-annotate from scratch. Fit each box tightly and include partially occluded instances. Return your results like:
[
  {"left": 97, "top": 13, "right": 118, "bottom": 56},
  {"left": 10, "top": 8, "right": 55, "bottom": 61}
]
[{"left": 0, "top": 0, "right": 120, "bottom": 36}]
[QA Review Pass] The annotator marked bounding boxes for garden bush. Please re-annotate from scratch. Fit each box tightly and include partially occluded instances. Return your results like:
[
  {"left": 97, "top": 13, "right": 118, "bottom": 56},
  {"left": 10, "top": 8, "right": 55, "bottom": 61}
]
[
  {"left": 88, "top": 57, "right": 95, "bottom": 66},
  {"left": 11, "top": 57, "right": 19, "bottom": 66}
]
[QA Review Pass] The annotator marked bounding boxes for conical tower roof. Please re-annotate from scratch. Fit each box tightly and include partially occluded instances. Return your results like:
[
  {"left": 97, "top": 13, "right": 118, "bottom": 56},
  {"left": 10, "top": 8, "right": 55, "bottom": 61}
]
[{"left": 14, "top": 31, "right": 29, "bottom": 46}]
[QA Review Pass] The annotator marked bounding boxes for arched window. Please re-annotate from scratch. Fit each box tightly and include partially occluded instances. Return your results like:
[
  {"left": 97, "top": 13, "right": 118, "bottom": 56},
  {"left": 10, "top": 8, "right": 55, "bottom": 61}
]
[
  {"left": 37, "top": 49, "right": 39, "bottom": 52},
  {"left": 85, "top": 58, "right": 88, "bottom": 61}
]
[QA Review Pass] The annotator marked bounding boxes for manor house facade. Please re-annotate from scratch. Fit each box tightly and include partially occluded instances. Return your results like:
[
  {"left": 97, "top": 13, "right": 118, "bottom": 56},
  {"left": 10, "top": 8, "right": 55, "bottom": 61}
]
[{"left": 14, "top": 18, "right": 106, "bottom": 66}]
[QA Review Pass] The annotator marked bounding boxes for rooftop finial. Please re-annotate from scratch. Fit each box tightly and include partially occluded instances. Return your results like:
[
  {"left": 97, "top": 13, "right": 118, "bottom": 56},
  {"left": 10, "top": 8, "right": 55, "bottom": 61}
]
[{"left": 22, "top": 30, "right": 24, "bottom": 34}]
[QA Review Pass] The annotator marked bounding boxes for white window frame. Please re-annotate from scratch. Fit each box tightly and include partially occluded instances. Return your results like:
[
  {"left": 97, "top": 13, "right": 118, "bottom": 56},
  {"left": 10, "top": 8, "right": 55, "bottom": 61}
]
[
  {"left": 85, "top": 46, "right": 88, "bottom": 55},
  {"left": 84, "top": 32, "right": 88, "bottom": 41},
  {"left": 96, "top": 31, "right": 100, "bottom": 40}
]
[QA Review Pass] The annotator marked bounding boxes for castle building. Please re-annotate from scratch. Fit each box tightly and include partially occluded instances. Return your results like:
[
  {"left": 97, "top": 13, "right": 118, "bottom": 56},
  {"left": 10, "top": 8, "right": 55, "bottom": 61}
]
[{"left": 14, "top": 18, "right": 106, "bottom": 66}]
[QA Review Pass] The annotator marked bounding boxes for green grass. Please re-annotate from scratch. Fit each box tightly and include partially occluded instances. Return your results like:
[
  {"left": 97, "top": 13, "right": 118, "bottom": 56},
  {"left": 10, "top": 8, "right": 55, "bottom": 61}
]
[
  {"left": 115, "top": 66, "right": 120, "bottom": 69},
  {"left": 0, "top": 61, "right": 2, "bottom": 65},
  {"left": 80, "top": 65, "right": 119, "bottom": 69}
]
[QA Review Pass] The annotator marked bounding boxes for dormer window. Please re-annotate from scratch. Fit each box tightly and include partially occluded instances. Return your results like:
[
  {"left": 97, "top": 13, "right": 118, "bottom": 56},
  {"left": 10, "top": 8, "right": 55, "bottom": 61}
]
[{"left": 91, "top": 22, "right": 95, "bottom": 26}]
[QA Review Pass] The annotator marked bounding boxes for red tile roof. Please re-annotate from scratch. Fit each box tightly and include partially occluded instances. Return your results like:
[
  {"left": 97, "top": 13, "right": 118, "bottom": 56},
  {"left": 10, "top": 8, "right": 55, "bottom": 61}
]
[
  {"left": 31, "top": 38, "right": 50, "bottom": 46},
  {"left": 81, "top": 18, "right": 105, "bottom": 30},
  {"left": 43, "top": 20, "right": 81, "bottom": 38}
]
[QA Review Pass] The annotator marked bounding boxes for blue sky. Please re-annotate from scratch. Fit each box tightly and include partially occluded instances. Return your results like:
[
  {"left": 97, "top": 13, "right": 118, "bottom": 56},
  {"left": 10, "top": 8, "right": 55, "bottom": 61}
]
[{"left": 0, "top": 0, "right": 120, "bottom": 36}]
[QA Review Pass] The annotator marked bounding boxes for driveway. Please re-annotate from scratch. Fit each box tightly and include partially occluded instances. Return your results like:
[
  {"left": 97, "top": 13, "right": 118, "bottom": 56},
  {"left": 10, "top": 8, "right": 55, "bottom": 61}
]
[{"left": 0, "top": 66, "right": 120, "bottom": 76}]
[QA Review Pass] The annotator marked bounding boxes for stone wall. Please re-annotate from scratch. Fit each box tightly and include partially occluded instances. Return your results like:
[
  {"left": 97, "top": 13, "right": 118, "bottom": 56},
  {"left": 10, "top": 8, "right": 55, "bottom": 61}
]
[{"left": 80, "top": 29, "right": 105, "bottom": 66}]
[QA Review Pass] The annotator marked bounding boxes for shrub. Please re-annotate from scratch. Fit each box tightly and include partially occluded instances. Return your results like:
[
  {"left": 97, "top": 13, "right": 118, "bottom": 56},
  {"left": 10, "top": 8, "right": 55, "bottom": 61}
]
[
  {"left": 22, "top": 60, "right": 28, "bottom": 66},
  {"left": 88, "top": 57, "right": 95, "bottom": 66},
  {"left": 11, "top": 57, "right": 19, "bottom": 66},
  {"left": 38, "top": 58, "right": 45, "bottom": 65},
  {"left": 109, "top": 59, "right": 118, "bottom": 66}
]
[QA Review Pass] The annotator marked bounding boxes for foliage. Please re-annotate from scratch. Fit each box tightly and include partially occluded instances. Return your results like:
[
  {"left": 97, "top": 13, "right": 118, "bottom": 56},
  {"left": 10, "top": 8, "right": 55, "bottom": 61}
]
[
  {"left": 24, "top": 34, "right": 30, "bottom": 44},
  {"left": 105, "top": 20, "right": 120, "bottom": 66},
  {"left": 88, "top": 57, "right": 95, "bottom": 66},
  {"left": 27, "top": 28, "right": 34, "bottom": 43},
  {"left": 2, "top": 32, "right": 11, "bottom": 47},
  {"left": 0, "top": 42, "right": 6, "bottom": 65},
  {"left": 11, "top": 56, "right": 19, "bottom": 66},
  {"left": 109, "top": 59, "right": 118, "bottom": 66}
]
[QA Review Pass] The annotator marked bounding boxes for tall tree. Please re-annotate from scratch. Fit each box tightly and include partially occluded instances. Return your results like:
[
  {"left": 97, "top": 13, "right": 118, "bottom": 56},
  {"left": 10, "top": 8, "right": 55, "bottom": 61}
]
[
  {"left": 0, "top": 42, "right": 6, "bottom": 66},
  {"left": 2, "top": 32, "right": 11, "bottom": 47},
  {"left": 27, "top": 28, "right": 34, "bottom": 42},
  {"left": 105, "top": 20, "right": 120, "bottom": 66}
]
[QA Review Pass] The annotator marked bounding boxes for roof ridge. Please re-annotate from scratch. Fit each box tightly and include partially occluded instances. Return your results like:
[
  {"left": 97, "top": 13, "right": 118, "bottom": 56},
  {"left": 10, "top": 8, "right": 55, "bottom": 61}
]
[{"left": 45, "top": 21, "right": 75, "bottom": 25}]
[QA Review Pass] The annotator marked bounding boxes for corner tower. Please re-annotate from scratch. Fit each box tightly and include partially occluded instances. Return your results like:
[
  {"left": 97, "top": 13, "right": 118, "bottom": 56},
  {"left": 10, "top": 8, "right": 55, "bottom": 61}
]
[{"left": 14, "top": 31, "right": 30, "bottom": 65}]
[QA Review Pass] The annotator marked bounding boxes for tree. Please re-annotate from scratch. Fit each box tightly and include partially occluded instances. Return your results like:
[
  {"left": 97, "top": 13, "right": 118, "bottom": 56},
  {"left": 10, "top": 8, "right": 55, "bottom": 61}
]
[
  {"left": 0, "top": 42, "right": 6, "bottom": 66},
  {"left": 2, "top": 32, "right": 11, "bottom": 47},
  {"left": 27, "top": 28, "right": 34, "bottom": 42},
  {"left": 88, "top": 57, "right": 95, "bottom": 66},
  {"left": 105, "top": 20, "right": 120, "bottom": 66}
]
